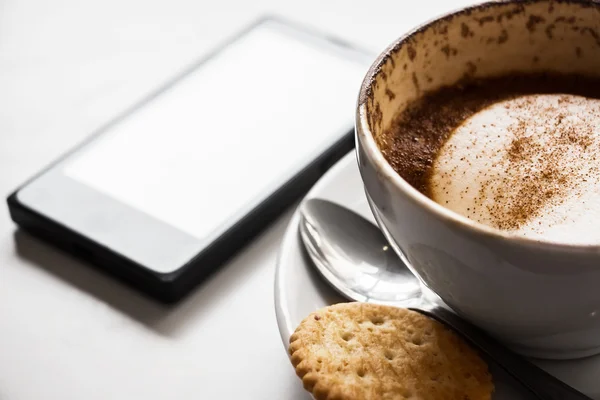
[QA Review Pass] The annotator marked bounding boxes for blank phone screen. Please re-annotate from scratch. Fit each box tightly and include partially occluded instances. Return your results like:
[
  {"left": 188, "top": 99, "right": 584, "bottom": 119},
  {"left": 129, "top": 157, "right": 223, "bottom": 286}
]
[{"left": 63, "top": 20, "right": 369, "bottom": 242}]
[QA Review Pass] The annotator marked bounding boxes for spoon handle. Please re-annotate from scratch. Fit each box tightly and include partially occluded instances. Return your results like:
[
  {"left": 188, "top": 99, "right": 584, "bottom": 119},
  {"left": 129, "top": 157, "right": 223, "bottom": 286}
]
[{"left": 413, "top": 305, "right": 592, "bottom": 400}]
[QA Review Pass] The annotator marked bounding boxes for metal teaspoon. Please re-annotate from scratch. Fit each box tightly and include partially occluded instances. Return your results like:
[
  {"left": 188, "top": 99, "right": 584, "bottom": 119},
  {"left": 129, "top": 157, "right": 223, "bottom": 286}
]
[{"left": 299, "top": 198, "right": 591, "bottom": 400}]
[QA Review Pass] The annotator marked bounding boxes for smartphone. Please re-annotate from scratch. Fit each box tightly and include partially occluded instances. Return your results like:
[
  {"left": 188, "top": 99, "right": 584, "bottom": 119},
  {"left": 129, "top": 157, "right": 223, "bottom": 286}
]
[{"left": 7, "top": 16, "right": 373, "bottom": 303}]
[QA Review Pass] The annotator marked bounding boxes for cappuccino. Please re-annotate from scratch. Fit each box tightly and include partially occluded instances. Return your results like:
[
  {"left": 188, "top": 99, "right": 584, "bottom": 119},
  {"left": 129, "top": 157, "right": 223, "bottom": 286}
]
[{"left": 382, "top": 73, "right": 600, "bottom": 243}]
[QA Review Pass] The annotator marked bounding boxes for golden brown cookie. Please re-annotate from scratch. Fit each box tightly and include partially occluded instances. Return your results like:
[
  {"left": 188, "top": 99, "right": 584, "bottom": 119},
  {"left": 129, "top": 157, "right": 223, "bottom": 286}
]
[{"left": 289, "top": 302, "right": 493, "bottom": 400}]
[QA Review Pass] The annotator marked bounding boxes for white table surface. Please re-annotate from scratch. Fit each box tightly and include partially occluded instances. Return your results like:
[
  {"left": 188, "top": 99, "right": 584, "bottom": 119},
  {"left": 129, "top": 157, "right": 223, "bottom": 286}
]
[{"left": 0, "top": 1, "right": 474, "bottom": 399}]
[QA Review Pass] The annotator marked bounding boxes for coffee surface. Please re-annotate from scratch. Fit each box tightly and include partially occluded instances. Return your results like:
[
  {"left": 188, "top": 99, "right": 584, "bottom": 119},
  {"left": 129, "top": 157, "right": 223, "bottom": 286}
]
[{"left": 381, "top": 73, "right": 600, "bottom": 243}]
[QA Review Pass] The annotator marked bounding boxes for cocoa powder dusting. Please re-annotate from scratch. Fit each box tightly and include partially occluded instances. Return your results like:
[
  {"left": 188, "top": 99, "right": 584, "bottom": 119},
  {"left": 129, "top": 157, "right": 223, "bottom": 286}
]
[
  {"left": 382, "top": 73, "right": 600, "bottom": 230},
  {"left": 488, "top": 112, "right": 574, "bottom": 230}
]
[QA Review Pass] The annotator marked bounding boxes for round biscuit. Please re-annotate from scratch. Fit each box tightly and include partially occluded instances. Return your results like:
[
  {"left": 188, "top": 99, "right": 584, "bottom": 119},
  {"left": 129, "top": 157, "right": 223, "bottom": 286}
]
[{"left": 289, "top": 302, "right": 494, "bottom": 400}]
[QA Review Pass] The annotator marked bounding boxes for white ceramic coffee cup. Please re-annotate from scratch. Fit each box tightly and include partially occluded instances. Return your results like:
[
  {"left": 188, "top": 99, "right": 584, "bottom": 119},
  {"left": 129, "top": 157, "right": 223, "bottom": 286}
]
[{"left": 356, "top": 0, "right": 600, "bottom": 360}]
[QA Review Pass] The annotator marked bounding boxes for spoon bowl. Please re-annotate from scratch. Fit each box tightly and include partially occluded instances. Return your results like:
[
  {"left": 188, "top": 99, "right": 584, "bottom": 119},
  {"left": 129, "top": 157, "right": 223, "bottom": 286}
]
[{"left": 299, "top": 198, "right": 421, "bottom": 305}]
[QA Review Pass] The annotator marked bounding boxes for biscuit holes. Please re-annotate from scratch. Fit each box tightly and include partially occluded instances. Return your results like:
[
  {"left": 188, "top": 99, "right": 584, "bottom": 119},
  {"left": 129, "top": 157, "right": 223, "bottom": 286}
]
[
  {"left": 430, "top": 374, "right": 440, "bottom": 382},
  {"left": 341, "top": 332, "right": 354, "bottom": 341},
  {"left": 357, "top": 368, "right": 366, "bottom": 378},
  {"left": 464, "top": 372, "right": 472, "bottom": 379},
  {"left": 371, "top": 316, "right": 385, "bottom": 325},
  {"left": 314, "top": 315, "right": 321, "bottom": 321},
  {"left": 410, "top": 337, "right": 423, "bottom": 346},
  {"left": 360, "top": 321, "right": 374, "bottom": 332},
  {"left": 402, "top": 389, "right": 413, "bottom": 398},
  {"left": 384, "top": 350, "right": 394, "bottom": 361}
]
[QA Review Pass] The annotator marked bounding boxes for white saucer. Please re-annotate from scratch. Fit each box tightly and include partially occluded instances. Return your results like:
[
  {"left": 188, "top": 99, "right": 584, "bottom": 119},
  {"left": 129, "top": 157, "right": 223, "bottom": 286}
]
[{"left": 274, "top": 151, "right": 600, "bottom": 399}]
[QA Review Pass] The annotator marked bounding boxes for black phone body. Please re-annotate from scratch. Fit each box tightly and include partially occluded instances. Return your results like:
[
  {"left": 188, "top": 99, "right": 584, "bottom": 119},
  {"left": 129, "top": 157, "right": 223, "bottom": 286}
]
[{"left": 7, "top": 16, "right": 373, "bottom": 303}]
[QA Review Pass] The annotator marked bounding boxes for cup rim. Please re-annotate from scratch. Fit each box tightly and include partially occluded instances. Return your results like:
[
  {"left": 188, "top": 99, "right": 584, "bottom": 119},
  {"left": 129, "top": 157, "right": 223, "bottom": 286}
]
[{"left": 356, "top": 0, "right": 600, "bottom": 252}]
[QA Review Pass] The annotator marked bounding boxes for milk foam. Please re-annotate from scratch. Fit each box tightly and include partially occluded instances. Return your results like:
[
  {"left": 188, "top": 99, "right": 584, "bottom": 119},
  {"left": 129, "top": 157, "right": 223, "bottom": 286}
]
[{"left": 430, "top": 94, "right": 600, "bottom": 244}]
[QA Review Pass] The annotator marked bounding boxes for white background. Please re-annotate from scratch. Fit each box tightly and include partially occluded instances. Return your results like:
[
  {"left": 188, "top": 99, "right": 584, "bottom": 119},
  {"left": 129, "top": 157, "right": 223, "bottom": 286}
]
[{"left": 0, "top": 0, "right": 473, "bottom": 399}]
